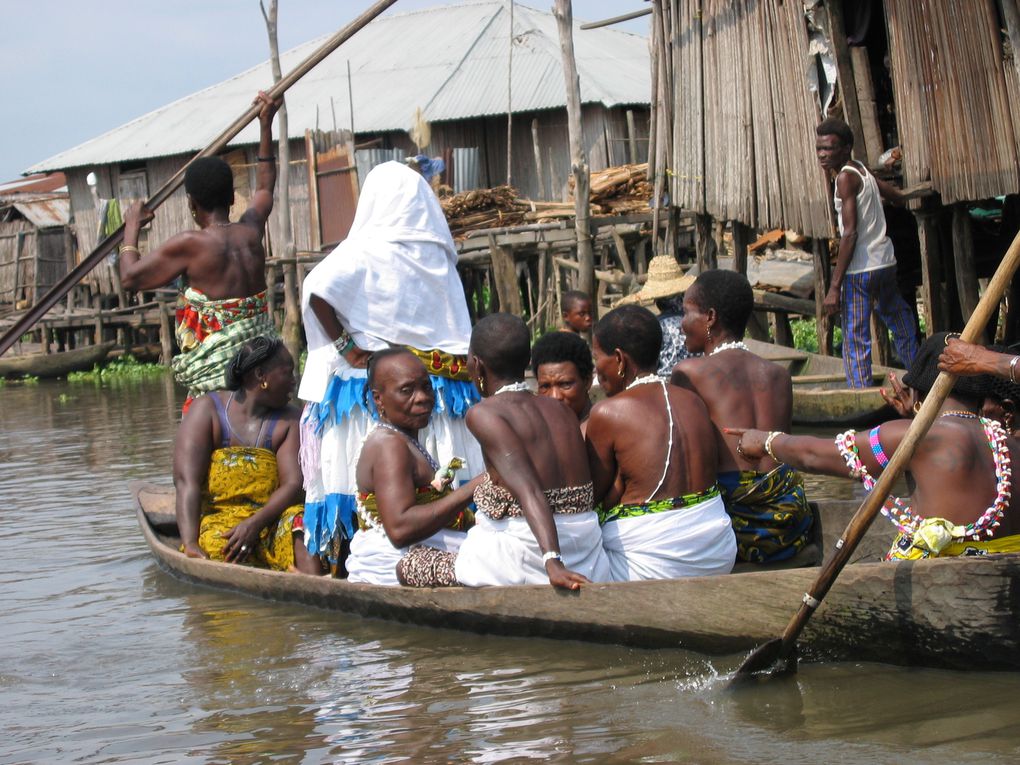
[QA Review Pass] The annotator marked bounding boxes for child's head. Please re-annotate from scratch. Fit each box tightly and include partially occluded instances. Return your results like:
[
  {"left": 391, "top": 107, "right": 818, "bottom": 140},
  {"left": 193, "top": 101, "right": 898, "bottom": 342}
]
[{"left": 560, "top": 290, "right": 593, "bottom": 333}]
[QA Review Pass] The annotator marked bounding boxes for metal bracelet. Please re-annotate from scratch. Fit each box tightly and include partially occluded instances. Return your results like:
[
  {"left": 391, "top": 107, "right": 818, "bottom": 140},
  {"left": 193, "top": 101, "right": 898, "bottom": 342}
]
[
  {"left": 764, "top": 431, "right": 783, "bottom": 462},
  {"left": 1010, "top": 355, "right": 1019, "bottom": 384}
]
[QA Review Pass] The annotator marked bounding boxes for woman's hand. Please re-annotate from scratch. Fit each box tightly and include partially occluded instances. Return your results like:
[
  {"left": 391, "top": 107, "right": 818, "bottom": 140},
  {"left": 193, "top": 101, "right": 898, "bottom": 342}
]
[
  {"left": 182, "top": 541, "right": 209, "bottom": 560},
  {"left": 344, "top": 346, "right": 372, "bottom": 369},
  {"left": 880, "top": 372, "right": 914, "bottom": 418},
  {"left": 939, "top": 337, "right": 997, "bottom": 377},
  {"left": 723, "top": 427, "right": 768, "bottom": 460},
  {"left": 221, "top": 517, "right": 262, "bottom": 563},
  {"left": 545, "top": 559, "right": 589, "bottom": 590}
]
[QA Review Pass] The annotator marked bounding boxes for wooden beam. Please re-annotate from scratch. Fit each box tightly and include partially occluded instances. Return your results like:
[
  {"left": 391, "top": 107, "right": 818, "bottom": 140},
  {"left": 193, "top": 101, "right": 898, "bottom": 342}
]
[
  {"left": 732, "top": 222, "right": 751, "bottom": 275},
  {"left": 952, "top": 203, "right": 980, "bottom": 326},
  {"left": 531, "top": 118, "right": 546, "bottom": 200},
  {"left": 554, "top": 0, "right": 594, "bottom": 298},
  {"left": 812, "top": 238, "right": 835, "bottom": 355},
  {"left": 695, "top": 214, "right": 718, "bottom": 271},
  {"left": 916, "top": 208, "right": 944, "bottom": 335},
  {"left": 488, "top": 233, "right": 523, "bottom": 316},
  {"left": 849, "top": 47, "right": 883, "bottom": 166},
  {"left": 824, "top": 0, "right": 866, "bottom": 157}
]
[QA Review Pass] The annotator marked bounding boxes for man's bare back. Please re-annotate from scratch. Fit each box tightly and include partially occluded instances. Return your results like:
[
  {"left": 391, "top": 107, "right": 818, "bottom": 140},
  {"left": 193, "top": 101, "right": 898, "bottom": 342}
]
[
  {"left": 672, "top": 349, "right": 792, "bottom": 473},
  {"left": 155, "top": 223, "right": 268, "bottom": 300},
  {"left": 468, "top": 391, "right": 591, "bottom": 490},
  {"left": 586, "top": 381, "right": 717, "bottom": 509}
]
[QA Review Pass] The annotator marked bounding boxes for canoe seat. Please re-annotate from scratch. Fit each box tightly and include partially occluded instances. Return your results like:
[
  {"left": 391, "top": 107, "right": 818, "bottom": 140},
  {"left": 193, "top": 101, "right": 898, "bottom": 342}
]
[{"left": 730, "top": 541, "right": 822, "bottom": 574}]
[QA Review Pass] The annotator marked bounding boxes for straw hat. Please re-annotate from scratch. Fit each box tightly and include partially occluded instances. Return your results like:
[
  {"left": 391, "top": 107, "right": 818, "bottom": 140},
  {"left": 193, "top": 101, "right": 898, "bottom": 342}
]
[{"left": 614, "top": 255, "right": 696, "bottom": 306}]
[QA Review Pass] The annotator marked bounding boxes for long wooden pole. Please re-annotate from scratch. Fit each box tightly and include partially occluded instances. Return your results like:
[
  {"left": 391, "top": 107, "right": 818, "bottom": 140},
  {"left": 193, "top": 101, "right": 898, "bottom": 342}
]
[
  {"left": 0, "top": 0, "right": 397, "bottom": 357},
  {"left": 554, "top": 0, "right": 593, "bottom": 300},
  {"left": 735, "top": 227, "right": 1020, "bottom": 679}
]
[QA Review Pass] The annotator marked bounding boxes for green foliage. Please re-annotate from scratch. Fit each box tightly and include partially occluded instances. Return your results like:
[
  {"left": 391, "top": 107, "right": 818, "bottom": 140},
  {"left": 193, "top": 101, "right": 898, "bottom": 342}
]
[
  {"left": 68, "top": 355, "right": 169, "bottom": 384},
  {"left": 790, "top": 318, "right": 842, "bottom": 353}
]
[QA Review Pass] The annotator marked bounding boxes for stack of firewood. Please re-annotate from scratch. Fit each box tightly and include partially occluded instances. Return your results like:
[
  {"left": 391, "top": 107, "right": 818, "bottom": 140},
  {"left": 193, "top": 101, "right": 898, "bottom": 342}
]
[
  {"left": 441, "top": 186, "right": 530, "bottom": 236},
  {"left": 573, "top": 163, "right": 652, "bottom": 214}
]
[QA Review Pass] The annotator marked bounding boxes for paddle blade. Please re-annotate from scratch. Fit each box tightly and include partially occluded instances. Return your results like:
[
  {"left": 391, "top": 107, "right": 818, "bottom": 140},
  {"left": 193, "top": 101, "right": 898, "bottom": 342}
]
[{"left": 729, "top": 638, "right": 798, "bottom": 686}]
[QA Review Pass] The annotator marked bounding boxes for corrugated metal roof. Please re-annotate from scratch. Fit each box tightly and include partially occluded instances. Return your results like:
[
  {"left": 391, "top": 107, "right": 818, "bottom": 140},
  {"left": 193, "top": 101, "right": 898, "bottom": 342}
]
[
  {"left": 27, "top": 1, "right": 649, "bottom": 173},
  {"left": 8, "top": 197, "right": 71, "bottom": 228},
  {"left": 0, "top": 173, "right": 67, "bottom": 195}
]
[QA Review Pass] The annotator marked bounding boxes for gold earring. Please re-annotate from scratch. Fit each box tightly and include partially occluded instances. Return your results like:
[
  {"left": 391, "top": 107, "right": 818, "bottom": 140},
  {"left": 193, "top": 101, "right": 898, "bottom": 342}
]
[
  {"left": 707, "top": 327, "right": 712, "bottom": 341},
  {"left": 617, "top": 366, "right": 625, "bottom": 378},
  {"left": 479, "top": 377, "right": 487, "bottom": 395},
  {"left": 912, "top": 401, "right": 921, "bottom": 414},
  {"left": 260, "top": 380, "right": 268, "bottom": 390}
]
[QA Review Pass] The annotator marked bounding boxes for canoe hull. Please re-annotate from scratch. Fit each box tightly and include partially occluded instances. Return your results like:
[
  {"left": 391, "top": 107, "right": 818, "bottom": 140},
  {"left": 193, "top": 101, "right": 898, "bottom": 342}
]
[
  {"left": 134, "top": 482, "right": 1020, "bottom": 669},
  {"left": 0, "top": 342, "right": 114, "bottom": 378}
]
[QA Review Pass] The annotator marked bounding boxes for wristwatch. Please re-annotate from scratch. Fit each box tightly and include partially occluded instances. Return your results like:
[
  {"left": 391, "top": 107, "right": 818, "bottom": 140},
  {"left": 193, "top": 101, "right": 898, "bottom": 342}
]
[{"left": 542, "top": 551, "right": 562, "bottom": 564}]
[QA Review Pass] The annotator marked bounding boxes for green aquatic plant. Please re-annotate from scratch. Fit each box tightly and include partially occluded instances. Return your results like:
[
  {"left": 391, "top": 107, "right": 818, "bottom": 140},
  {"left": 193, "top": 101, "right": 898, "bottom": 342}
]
[{"left": 68, "top": 356, "right": 169, "bottom": 383}]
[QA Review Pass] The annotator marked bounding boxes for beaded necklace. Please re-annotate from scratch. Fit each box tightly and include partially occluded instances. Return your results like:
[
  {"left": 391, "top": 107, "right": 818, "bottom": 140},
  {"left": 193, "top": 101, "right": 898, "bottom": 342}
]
[
  {"left": 625, "top": 373, "right": 673, "bottom": 502},
  {"left": 376, "top": 421, "right": 439, "bottom": 472},
  {"left": 710, "top": 340, "right": 751, "bottom": 356},
  {"left": 836, "top": 416, "right": 1012, "bottom": 540},
  {"left": 494, "top": 381, "right": 531, "bottom": 395}
]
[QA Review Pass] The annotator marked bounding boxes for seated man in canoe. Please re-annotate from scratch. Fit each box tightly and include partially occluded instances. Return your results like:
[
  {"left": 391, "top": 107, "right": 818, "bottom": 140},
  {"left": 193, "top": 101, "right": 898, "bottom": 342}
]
[
  {"left": 347, "top": 348, "right": 479, "bottom": 585},
  {"left": 729, "top": 333, "right": 1019, "bottom": 560},
  {"left": 398, "top": 314, "right": 611, "bottom": 589},
  {"left": 119, "top": 92, "right": 282, "bottom": 413},
  {"left": 531, "top": 330, "right": 595, "bottom": 435},
  {"left": 671, "top": 269, "right": 814, "bottom": 564},
  {"left": 174, "top": 336, "right": 322, "bottom": 573},
  {"left": 586, "top": 305, "right": 737, "bottom": 581}
]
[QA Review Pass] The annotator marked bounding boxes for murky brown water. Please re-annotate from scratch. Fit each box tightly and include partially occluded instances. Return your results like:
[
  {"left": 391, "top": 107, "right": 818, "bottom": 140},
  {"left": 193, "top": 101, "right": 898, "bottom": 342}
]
[{"left": 2, "top": 377, "right": 1019, "bottom": 764}]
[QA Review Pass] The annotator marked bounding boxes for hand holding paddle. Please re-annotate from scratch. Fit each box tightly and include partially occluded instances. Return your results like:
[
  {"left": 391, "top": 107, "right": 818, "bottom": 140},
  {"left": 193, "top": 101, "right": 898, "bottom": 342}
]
[{"left": 732, "top": 226, "right": 1020, "bottom": 683}]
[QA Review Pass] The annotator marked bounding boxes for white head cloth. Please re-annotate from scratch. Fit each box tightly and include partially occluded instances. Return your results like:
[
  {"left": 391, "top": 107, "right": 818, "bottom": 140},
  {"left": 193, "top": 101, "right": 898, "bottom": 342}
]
[{"left": 298, "top": 161, "right": 473, "bottom": 402}]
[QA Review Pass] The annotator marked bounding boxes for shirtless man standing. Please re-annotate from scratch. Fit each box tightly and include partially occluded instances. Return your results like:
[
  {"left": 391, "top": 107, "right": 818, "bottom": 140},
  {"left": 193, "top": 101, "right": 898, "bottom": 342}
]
[
  {"left": 671, "top": 269, "right": 814, "bottom": 564},
  {"left": 586, "top": 305, "right": 736, "bottom": 581},
  {"left": 400, "top": 313, "right": 610, "bottom": 589},
  {"left": 119, "top": 92, "right": 282, "bottom": 411}
]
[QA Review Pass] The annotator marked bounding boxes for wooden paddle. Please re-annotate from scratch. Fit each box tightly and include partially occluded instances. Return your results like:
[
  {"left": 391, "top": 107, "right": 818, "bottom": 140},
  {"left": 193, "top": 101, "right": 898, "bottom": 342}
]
[
  {"left": 0, "top": 0, "right": 397, "bottom": 358},
  {"left": 732, "top": 226, "right": 1020, "bottom": 682}
]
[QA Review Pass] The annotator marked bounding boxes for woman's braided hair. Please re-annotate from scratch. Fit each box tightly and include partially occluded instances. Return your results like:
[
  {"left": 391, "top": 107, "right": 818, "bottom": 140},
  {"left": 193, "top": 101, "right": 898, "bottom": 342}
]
[{"left": 225, "top": 335, "right": 284, "bottom": 390}]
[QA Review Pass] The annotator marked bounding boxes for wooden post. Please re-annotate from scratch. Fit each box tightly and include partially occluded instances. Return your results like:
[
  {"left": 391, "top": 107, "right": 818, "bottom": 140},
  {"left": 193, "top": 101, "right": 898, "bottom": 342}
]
[
  {"left": 488, "top": 234, "right": 523, "bottom": 316},
  {"left": 554, "top": 0, "right": 594, "bottom": 298},
  {"left": 824, "top": 0, "right": 866, "bottom": 157},
  {"left": 916, "top": 208, "right": 944, "bottom": 335},
  {"left": 812, "top": 238, "right": 834, "bottom": 356},
  {"left": 626, "top": 109, "right": 637, "bottom": 165},
  {"left": 305, "top": 130, "right": 322, "bottom": 251},
  {"left": 850, "top": 47, "right": 883, "bottom": 166},
  {"left": 732, "top": 222, "right": 751, "bottom": 275},
  {"left": 159, "top": 302, "right": 174, "bottom": 366},
  {"left": 1002, "top": 0, "right": 1020, "bottom": 84},
  {"left": 870, "top": 313, "right": 891, "bottom": 366},
  {"left": 695, "top": 214, "right": 718, "bottom": 271},
  {"left": 12, "top": 232, "right": 23, "bottom": 310},
  {"left": 531, "top": 118, "right": 546, "bottom": 200},
  {"left": 952, "top": 203, "right": 980, "bottom": 326},
  {"left": 261, "top": 0, "right": 304, "bottom": 364}
]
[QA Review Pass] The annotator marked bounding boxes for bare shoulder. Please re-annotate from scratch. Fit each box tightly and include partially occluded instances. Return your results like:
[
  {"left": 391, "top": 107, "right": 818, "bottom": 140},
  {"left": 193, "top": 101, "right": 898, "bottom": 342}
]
[{"left": 671, "top": 355, "right": 708, "bottom": 386}]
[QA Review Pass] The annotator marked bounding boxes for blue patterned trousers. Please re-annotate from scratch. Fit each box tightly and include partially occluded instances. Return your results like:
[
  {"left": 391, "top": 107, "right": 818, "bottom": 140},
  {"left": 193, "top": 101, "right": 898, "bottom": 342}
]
[{"left": 841, "top": 266, "right": 920, "bottom": 388}]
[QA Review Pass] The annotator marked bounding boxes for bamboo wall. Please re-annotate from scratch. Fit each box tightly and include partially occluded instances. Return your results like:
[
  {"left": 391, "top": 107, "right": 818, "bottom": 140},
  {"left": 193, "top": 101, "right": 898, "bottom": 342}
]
[
  {"left": 885, "top": 0, "right": 1020, "bottom": 204},
  {"left": 654, "top": 0, "right": 833, "bottom": 238},
  {"left": 0, "top": 222, "right": 69, "bottom": 306}
]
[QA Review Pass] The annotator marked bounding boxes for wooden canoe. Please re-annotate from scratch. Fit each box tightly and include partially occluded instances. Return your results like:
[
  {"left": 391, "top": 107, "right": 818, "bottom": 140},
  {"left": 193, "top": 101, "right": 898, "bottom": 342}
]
[
  {"left": 134, "top": 481, "right": 1020, "bottom": 670},
  {"left": 0, "top": 341, "right": 114, "bottom": 379},
  {"left": 745, "top": 339, "right": 903, "bottom": 427}
]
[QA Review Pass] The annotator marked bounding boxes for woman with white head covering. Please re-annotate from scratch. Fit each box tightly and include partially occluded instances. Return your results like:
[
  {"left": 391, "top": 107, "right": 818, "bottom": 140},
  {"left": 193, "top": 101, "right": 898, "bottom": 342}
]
[{"left": 298, "top": 160, "right": 483, "bottom": 567}]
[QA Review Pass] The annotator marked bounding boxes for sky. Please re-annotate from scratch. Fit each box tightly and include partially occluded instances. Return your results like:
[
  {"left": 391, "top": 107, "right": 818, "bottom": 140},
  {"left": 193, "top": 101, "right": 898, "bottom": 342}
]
[{"left": 0, "top": 0, "right": 649, "bottom": 182}]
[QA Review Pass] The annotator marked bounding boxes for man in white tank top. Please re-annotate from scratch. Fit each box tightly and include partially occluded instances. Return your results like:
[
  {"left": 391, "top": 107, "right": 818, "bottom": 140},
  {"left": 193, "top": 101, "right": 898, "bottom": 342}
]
[{"left": 816, "top": 118, "right": 925, "bottom": 388}]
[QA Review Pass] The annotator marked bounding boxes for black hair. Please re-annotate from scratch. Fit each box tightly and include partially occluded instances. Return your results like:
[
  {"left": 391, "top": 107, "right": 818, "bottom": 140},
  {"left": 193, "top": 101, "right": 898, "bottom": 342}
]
[
  {"left": 366, "top": 347, "right": 419, "bottom": 390},
  {"left": 902, "top": 332, "right": 986, "bottom": 404},
  {"left": 561, "top": 290, "right": 591, "bottom": 313},
  {"left": 816, "top": 118, "right": 854, "bottom": 149},
  {"left": 531, "top": 330, "right": 594, "bottom": 380},
  {"left": 184, "top": 156, "right": 234, "bottom": 212},
  {"left": 225, "top": 336, "right": 285, "bottom": 390},
  {"left": 687, "top": 269, "right": 754, "bottom": 337},
  {"left": 471, "top": 313, "right": 531, "bottom": 379},
  {"left": 593, "top": 305, "right": 662, "bottom": 370}
]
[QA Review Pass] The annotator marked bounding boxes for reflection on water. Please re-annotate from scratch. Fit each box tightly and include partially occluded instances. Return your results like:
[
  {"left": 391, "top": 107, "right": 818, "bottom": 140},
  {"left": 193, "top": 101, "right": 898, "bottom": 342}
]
[{"left": 2, "top": 378, "right": 1020, "bottom": 763}]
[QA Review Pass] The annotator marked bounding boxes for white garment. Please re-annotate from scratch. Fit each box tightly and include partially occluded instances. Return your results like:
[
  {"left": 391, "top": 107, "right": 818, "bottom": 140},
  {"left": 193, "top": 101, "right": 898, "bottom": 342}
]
[
  {"left": 600, "top": 494, "right": 736, "bottom": 582},
  {"left": 455, "top": 511, "right": 612, "bottom": 586},
  {"left": 299, "top": 161, "right": 473, "bottom": 403},
  {"left": 834, "top": 163, "right": 896, "bottom": 275},
  {"left": 347, "top": 526, "right": 466, "bottom": 586}
]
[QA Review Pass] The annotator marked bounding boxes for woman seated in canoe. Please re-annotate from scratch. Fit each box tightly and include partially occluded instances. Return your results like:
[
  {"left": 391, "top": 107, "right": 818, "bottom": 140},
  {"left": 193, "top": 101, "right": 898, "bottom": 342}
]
[
  {"left": 729, "top": 333, "right": 1019, "bottom": 561},
  {"left": 174, "top": 336, "right": 322, "bottom": 574},
  {"left": 347, "top": 348, "right": 479, "bottom": 586},
  {"left": 531, "top": 330, "right": 594, "bottom": 435}
]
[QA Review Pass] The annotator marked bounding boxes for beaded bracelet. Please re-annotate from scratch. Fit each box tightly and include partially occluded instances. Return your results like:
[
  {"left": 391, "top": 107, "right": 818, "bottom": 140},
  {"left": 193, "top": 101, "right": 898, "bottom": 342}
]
[{"left": 333, "top": 331, "right": 355, "bottom": 356}]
